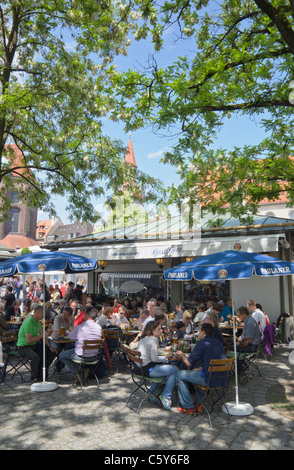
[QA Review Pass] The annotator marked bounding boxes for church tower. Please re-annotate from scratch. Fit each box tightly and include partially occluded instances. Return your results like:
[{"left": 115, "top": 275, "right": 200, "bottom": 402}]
[
  {"left": 120, "top": 133, "right": 138, "bottom": 193},
  {"left": 0, "top": 144, "right": 38, "bottom": 250}
]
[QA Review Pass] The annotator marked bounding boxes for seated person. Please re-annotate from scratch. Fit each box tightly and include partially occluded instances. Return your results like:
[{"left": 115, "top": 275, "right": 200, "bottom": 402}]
[
  {"left": 175, "top": 323, "right": 227, "bottom": 415},
  {"left": 0, "top": 301, "right": 9, "bottom": 336},
  {"left": 96, "top": 306, "right": 114, "bottom": 328},
  {"left": 17, "top": 305, "right": 57, "bottom": 382},
  {"left": 232, "top": 306, "right": 261, "bottom": 353},
  {"left": 59, "top": 307, "right": 102, "bottom": 376},
  {"left": 112, "top": 306, "right": 130, "bottom": 328},
  {"left": 136, "top": 320, "right": 178, "bottom": 411},
  {"left": 175, "top": 321, "right": 186, "bottom": 340},
  {"left": 204, "top": 311, "right": 224, "bottom": 345},
  {"left": 182, "top": 310, "right": 194, "bottom": 337},
  {"left": 193, "top": 304, "right": 206, "bottom": 326},
  {"left": 5, "top": 299, "right": 21, "bottom": 321},
  {"left": 45, "top": 301, "right": 58, "bottom": 320},
  {"left": 50, "top": 306, "right": 74, "bottom": 344},
  {"left": 221, "top": 299, "right": 234, "bottom": 322}
]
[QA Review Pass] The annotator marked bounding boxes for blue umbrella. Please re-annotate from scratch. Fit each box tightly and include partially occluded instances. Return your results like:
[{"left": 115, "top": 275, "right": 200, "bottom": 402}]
[
  {"left": 163, "top": 250, "right": 294, "bottom": 281},
  {"left": 164, "top": 250, "right": 294, "bottom": 416},
  {"left": 0, "top": 251, "right": 97, "bottom": 392},
  {"left": 0, "top": 251, "right": 97, "bottom": 276}
]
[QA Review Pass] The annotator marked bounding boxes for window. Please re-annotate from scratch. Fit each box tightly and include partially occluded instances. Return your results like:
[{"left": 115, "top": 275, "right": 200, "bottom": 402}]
[
  {"left": 10, "top": 191, "right": 20, "bottom": 203},
  {"left": 8, "top": 208, "right": 20, "bottom": 233}
]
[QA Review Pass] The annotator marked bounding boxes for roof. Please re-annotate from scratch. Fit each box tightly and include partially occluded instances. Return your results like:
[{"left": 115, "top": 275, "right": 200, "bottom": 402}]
[
  {"left": 36, "top": 219, "right": 54, "bottom": 238},
  {"left": 47, "top": 221, "right": 94, "bottom": 242},
  {"left": 124, "top": 136, "right": 137, "bottom": 168},
  {"left": 0, "top": 234, "right": 40, "bottom": 250},
  {"left": 44, "top": 213, "right": 294, "bottom": 249}
]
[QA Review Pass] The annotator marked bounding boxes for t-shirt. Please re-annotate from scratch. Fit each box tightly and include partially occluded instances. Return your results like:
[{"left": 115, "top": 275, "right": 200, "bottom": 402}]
[
  {"left": 137, "top": 336, "right": 166, "bottom": 366},
  {"left": 68, "top": 320, "right": 102, "bottom": 357},
  {"left": 17, "top": 315, "right": 41, "bottom": 347},
  {"left": 187, "top": 334, "right": 227, "bottom": 386},
  {"left": 252, "top": 308, "right": 267, "bottom": 338}
]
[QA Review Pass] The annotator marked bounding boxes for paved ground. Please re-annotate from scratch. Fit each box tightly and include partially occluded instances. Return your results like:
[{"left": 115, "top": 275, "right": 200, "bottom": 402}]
[{"left": 0, "top": 344, "right": 293, "bottom": 452}]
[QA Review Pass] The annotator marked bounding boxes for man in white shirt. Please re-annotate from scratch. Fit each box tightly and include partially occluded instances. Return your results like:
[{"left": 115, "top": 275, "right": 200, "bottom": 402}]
[{"left": 246, "top": 300, "right": 266, "bottom": 338}]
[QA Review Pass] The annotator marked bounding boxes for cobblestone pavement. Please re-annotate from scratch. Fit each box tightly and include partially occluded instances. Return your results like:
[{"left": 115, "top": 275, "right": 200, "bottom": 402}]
[{"left": 0, "top": 345, "right": 293, "bottom": 451}]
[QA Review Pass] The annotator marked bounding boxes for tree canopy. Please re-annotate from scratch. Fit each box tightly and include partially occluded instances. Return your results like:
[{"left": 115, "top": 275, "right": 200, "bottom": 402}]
[
  {"left": 112, "top": 0, "right": 294, "bottom": 223},
  {"left": 0, "top": 0, "right": 163, "bottom": 223},
  {"left": 2, "top": 0, "right": 294, "bottom": 225}
]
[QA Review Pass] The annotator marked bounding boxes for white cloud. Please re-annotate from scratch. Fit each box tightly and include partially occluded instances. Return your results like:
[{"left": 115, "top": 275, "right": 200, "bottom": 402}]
[{"left": 147, "top": 146, "right": 170, "bottom": 159}]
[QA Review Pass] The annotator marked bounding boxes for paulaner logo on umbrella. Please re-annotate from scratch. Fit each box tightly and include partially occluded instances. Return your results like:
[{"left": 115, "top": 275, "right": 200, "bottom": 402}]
[
  {"left": 217, "top": 269, "right": 228, "bottom": 279},
  {"left": 38, "top": 263, "right": 47, "bottom": 271}
]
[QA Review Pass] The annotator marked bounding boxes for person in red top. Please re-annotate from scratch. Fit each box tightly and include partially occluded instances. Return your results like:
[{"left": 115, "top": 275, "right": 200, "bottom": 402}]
[
  {"left": 113, "top": 298, "right": 123, "bottom": 313},
  {"left": 60, "top": 281, "right": 67, "bottom": 299}
]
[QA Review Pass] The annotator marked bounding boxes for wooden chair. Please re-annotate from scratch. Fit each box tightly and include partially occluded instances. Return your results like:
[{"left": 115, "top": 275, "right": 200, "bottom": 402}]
[
  {"left": 121, "top": 345, "right": 166, "bottom": 413},
  {"left": 193, "top": 358, "right": 235, "bottom": 427},
  {"left": 103, "top": 328, "right": 125, "bottom": 371},
  {"left": 72, "top": 339, "right": 104, "bottom": 389},
  {"left": 0, "top": 331, "right": 30, "bottom": 384}
]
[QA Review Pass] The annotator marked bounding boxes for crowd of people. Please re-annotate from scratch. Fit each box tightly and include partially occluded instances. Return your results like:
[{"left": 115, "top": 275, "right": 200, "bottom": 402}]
[{"left": 0, "top": 275, "right": 271, "bottom": 415}]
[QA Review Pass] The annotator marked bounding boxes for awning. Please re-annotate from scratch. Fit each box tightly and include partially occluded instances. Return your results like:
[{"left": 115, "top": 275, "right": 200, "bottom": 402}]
[{"left": 61, "top": 233, "right": 284, "bottom": 261}]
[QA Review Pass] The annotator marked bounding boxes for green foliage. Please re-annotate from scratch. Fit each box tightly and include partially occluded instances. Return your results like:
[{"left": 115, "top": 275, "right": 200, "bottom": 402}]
[
  {"left": 112, "top": 0, "right": 294, "bottom": 222},
  {"left": 0, "top": 0, "right": 162, "bottom": 223}
]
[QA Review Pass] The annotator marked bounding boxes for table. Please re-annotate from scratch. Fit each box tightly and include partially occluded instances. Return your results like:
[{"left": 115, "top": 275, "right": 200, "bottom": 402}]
[
  {"left": 219, "top": 322, "right": 243, "bottom": 330},
  {"left": 49, "top": 336, "right": 75, "bottom": 345},
  {"left": 122, "top": 329, "right": 139, "bottom": 345}
]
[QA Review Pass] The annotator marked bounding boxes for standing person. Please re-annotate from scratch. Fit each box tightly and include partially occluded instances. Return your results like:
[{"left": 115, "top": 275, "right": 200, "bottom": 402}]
[
  {"left": 59, "top": 281, "right": 67, "bottom": 299},
  {"left": 17, "top": 305, "right": 57, "bottom": 382},
  {"left": 175, "top": 323, "right": 227, "bottom": 415},
  {"left": 3, "top": 286, "right": 15, "bottom": 312},
  {"left": 136, "top": 320, "right": 178, "bottom": 411},
  {"left": 59, "top": 307, "right": 102, "bottom": 376}
]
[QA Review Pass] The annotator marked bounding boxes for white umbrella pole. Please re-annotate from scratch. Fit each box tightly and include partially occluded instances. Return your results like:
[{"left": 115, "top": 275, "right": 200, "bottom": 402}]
[
  {"left": 232, "top": 301, "right": 239, "bottom": 405},
  {"left": 42, "top": 272, "right": 46, "bottom": 383},
  {"left": 222, "top": 296, "right": 254, "bottom": 416},
  {"left": 30, "top": 272, "right": 58, "bottom": 392}
]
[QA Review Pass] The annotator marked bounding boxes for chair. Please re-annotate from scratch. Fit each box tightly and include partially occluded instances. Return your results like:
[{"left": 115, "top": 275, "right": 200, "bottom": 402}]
[
  {"left": 274, "top": 312, "right": 290, "bottom": 345},
  {"left": 103, "top": 328, "right": 126, "bottom": 371},
  {"left": 227, "top": 341, "right": 262, "bottom": 382},
  {"left": 0, "top": 331, "right": 30, "bottom": 384},
  {"left": 121, "top": 345, "right": 166, "bottom": 413},
  {"left": 193, "top": 358, "right": 235, "bottom": 427},
  {"left": 72, "top": 339, "right": 104, "bottom": 389}
]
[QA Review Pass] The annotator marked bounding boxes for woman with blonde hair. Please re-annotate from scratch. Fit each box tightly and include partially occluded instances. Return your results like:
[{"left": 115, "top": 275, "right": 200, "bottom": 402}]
[{"left": 182, "top": 310, "right": 194, "bottom": 336}]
